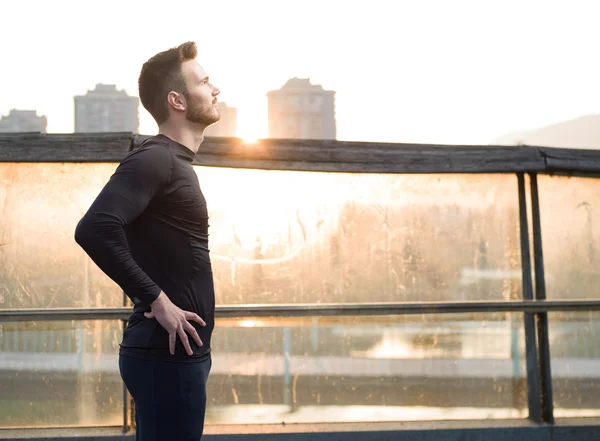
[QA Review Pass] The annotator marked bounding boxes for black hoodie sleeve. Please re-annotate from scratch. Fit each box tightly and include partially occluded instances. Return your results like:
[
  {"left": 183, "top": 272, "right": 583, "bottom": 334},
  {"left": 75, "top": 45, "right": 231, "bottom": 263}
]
[{"left": 74, "top": 145, "right": 173, "bottom": 305}]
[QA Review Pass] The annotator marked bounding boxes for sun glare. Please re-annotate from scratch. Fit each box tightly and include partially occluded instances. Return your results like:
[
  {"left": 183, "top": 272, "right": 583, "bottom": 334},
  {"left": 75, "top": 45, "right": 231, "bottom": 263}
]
[
  {"left": 238, "top": 319, "right": 263, "bottom": 328},
  {"left": 236, "top": 106, "right": 267, "bottom": 145},
  {"left": 241, "top": 135, "right": 260, "bottom": 145}
]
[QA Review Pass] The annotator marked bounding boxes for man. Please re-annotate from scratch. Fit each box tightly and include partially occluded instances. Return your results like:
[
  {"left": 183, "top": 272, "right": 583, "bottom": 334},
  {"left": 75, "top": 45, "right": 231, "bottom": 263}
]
[{"left": 75, "top": 41, "right": 220, "bottom": 440}]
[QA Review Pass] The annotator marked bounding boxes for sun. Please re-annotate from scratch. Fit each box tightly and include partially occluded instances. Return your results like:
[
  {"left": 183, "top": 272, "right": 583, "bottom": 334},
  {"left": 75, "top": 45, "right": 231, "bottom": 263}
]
[
  {"left": 236, "top": 105, "right": 267, "bottom": 144},
  {"left": 240, "top": 135, "right": 260, "bottom": 144}
]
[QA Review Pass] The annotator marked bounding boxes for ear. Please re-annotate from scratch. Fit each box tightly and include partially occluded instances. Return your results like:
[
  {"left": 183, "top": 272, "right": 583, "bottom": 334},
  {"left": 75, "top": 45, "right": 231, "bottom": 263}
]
[{"left": 167, "top": 91, "right": 186, "bottom": 112}]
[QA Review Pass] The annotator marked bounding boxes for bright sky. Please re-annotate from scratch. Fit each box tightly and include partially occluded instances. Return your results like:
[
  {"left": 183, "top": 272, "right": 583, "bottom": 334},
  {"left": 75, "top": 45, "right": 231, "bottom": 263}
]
[{"left": 2, "top": 0, "right": 599, "bottom": 145}]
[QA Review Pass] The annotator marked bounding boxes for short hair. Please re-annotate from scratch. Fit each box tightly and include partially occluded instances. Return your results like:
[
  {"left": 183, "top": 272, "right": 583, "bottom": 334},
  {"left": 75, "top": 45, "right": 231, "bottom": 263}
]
[{"left": 138, "top": 41, "right": 198, "bottom": 125}]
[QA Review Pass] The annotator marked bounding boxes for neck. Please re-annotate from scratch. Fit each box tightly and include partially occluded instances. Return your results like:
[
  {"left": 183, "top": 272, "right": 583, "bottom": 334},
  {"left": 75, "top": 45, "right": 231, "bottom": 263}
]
[{"left": 158, "top": 119, "right": 206, "bottom": 154}]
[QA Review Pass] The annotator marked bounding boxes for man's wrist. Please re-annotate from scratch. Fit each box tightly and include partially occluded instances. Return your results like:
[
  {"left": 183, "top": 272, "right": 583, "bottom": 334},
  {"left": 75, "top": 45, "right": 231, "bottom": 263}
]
[{"left": 150, "top": 291, "right": 169, "bottom": 310}]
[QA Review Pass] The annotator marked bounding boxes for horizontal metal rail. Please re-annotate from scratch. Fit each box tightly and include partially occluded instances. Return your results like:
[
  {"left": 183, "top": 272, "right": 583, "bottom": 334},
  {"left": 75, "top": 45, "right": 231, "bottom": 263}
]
[{"left": 1, "top": 299, "right": 600, "bottom": 322}]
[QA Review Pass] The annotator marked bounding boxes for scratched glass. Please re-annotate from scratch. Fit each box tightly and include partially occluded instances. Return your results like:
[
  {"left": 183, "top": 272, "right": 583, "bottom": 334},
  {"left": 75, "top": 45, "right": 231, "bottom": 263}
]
[
  {"left": 207, "top": 314, "right": 530, "bottom": 424},
  {"left": 0, "top": 320, "right": 123, "bottom": 428},
  {"left": 0, "top": 314, "right": 532, "bottom": 428},
  {"left": 547, "top": 311, "right": 600, "bottom": 418},
  {"left": 537, "top": 176, "right": 600, "bottom": 300},
  {"left": 0, "top": 163, "right": 522, "bottom": 309}
]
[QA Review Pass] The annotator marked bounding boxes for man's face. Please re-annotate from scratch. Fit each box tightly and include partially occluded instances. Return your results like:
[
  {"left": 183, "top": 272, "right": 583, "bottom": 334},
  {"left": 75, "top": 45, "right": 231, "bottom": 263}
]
[{"left": 180, "top": 59, "right": 221, "bottom": 126}]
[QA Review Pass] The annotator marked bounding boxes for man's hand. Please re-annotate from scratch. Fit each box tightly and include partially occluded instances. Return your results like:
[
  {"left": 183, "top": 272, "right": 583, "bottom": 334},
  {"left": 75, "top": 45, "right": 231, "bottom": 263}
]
[{"left": 145, "top": 292, "right": 206, "bottom": 355}]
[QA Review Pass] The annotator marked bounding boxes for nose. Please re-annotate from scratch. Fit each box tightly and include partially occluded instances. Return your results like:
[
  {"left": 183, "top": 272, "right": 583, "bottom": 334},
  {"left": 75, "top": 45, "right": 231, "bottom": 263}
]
[{"left": 212, "top": 85, "right": 220, "bottom": 96}]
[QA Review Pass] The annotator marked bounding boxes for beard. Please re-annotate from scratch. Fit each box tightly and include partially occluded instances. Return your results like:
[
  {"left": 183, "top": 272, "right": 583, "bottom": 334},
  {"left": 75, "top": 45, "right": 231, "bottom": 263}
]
[{"left": 185, "top": 94, "right": 221, "bottom": 126}]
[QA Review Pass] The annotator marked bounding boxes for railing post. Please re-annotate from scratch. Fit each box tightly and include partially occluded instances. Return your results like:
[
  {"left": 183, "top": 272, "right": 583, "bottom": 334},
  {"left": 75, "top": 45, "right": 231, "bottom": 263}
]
[
  {"left": 529, "top": 173, "right": 555, "bottom": 424},
  {"left": 517, "top": 172, "right": 543, "bottom": 423},
  {"left": 121, "top": 290, "right": 134, "bottom": 433},
  {"left": 283, "top": 326, "right": 292, "bottom": 408}
]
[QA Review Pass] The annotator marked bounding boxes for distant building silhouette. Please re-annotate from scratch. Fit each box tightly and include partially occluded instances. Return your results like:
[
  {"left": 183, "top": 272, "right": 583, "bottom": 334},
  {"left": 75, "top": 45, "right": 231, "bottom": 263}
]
[
  {"left": 74, "top": 84, "right": 139, "bottom": 133},
  {"left": 267, "top": 78, "right": 336, "bottom": 140},
  {"left": 204, "top": 102, "right": 238, "bottom": 137},
  {"left": 0, "top": 109, "right": 47, "bottom": 133}
]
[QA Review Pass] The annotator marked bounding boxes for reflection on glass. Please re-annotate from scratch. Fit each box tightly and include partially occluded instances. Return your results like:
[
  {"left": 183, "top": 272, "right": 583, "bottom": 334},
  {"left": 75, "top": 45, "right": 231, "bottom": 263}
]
[
  {"left": 206, "top": 314, "right": 528, "bottom": 424},
  {"left": 0, "top": 164, "right": 522, "bottom": 308},
  {"left": 538, "top": 176, "right": 600, "bottom": 299},
  {"left": 0, "top": 320, "right": 123, "bottom": 428},
  {"left": 549, "top": 312, "right": 600, "bottom": 418},
  {"left": 0, "top": 314, "right": 532, "bottom": 428}
]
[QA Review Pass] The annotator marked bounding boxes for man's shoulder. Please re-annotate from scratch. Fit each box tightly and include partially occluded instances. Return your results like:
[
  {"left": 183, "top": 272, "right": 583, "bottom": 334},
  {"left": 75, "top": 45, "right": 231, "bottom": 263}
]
[
  {"left": 111, "top": 136, "right": 175, "bottom": 183},
  {"left": 122, "top": 136, "right": 173, "bottom": 164}
]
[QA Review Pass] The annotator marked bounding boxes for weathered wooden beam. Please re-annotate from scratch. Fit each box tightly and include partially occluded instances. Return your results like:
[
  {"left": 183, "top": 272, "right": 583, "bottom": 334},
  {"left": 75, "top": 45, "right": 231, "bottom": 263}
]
[
  {"left": 1, "top": 132, "right": 600, "bottom": 174},
  {"left": 540, "top": 147, "right": 600, "bottom": 175},
  {"left": 134, "top": 135, "right": 547, "bottom": 173},
  {"left": 0, "top": 132, "right": 133, "bottom": 162}
]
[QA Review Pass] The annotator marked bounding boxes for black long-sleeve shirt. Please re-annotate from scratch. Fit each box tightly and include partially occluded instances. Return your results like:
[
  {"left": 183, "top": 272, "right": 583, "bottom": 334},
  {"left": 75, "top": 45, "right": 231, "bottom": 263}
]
[{"left": 75, "top": 134, "right": 214, "bottom": 362}]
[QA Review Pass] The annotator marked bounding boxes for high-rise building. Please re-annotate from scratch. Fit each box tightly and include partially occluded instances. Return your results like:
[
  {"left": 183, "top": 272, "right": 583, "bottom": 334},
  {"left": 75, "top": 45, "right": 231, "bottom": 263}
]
[
  {"left": 74, "top": 84, "right": 139, "bottom": 133},
  {"left": 267, "top": 78, "right": 336, "bottom": 140},
  {"left": 204, "top": 102, "right": 238, "bottom": 137},
  {"left": 0, "top": 109, "right": 47, "bottom": 133}
]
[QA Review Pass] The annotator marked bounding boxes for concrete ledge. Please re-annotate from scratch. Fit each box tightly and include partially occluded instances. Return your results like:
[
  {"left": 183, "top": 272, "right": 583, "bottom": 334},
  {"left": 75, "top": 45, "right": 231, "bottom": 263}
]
[
  {"left": 0, "top": 427, "right": 131, "bottom": 441},
  {"left": 1, "top": 419, "right": 599, "bottom": 441}
]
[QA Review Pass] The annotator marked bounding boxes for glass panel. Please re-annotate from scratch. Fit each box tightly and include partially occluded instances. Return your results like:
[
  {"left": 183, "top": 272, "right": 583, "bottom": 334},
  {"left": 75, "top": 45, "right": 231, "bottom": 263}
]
[
  {"left": 0, "top": 163, "right": 123, "bottom": 309},
  {"left": 1, "top": 164, "right": 521, "bottom": 308},
  {"left": 549, "top": 311, "right": 600, "bottom": 418},
  {"left": 206, "top": 313, "right": 528, "bottom": 424},
  {"left": 538, "top": 175, "right": 600, "bottom": 299},
  {"left": 0, "top": 320, "right": 123, "bottom": 428},
  {"left": 201, "top": 169, "right": 522, "bottom": 304}
]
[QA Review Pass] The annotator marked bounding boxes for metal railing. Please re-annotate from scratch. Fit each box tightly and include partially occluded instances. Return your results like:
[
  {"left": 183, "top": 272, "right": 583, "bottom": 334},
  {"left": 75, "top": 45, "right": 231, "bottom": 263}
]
[
  {"left": 3, "top": 299, "right": 600, "bottom": 321},
  {"left": 2, "top": 298, "right": 600, "bottom": 432}
]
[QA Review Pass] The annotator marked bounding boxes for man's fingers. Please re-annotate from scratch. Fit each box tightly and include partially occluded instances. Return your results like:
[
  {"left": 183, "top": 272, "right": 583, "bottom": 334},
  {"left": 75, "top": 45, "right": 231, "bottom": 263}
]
[
  {"left": 183, "top": 322, "right": 203, "bottom": 348},
  {"left": 144, "top": 311, "right": 155, "bottom": 319},
  {"left": 178, "top": 325, "right": 193, "bottom": 356},
  {"left": 169, "top": 332, "right": 176, "bottom": 355},
  {"left": 186, "top": 312, "right": 206, "bottom": 327}
]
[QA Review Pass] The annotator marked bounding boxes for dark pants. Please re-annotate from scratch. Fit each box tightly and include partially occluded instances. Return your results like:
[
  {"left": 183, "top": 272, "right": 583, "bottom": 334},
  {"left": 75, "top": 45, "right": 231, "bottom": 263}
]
[{"left": 119, "top": 354, "right": 212, "bottom": 441}]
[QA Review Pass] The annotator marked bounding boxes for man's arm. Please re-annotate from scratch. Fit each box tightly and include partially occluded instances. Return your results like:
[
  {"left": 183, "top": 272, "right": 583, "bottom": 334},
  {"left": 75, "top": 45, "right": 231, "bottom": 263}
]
[{"left": 74, "top": 146, "right": 170, "bottom": 305}]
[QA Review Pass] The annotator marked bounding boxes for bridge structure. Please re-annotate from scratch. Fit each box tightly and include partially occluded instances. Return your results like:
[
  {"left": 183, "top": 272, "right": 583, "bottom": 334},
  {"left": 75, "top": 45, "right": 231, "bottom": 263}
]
[{"left": 1, "top": 132, "right": 600, "bottom": 440}]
